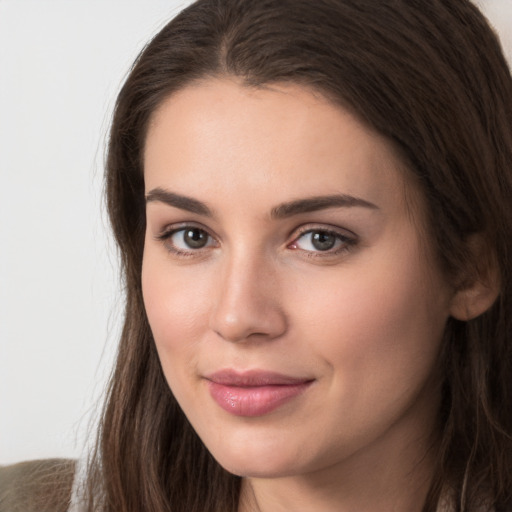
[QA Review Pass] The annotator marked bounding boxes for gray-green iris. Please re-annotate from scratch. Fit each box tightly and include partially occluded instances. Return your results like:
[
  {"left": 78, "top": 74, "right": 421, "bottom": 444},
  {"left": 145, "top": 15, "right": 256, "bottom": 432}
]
[
  {"left": 184, "top": 228, "right": 208, "bottom": 248},
  {"left": 312, "top": 231, "right": 336, "bottom": 251}
]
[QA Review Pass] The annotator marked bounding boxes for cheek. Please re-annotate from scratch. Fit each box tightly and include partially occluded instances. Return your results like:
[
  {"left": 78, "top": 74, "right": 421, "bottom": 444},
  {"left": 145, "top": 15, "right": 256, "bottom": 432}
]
[
  {"left": 141, "top": 254, "right": 212, "bottom": 380},
  {"left": 294, "top": 243, "right": 450, "bottom": 385}
]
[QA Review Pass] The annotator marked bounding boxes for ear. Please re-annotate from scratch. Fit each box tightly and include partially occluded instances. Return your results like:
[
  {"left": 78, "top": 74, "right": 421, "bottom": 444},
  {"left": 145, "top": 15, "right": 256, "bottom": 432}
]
[{"left": 449, "top": 235, "right": 501, "bottom": 321}]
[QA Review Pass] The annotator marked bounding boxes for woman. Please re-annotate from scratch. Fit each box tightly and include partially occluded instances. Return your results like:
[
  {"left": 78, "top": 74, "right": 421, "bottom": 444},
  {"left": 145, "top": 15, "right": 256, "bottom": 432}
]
[{"left": 3, "top": 0, "right": 511, "bottom": 511}]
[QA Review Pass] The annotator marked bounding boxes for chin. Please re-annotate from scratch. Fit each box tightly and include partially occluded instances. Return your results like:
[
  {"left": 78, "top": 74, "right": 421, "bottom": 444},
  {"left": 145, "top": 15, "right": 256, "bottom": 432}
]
[
  {"left": 205, "top": 438, "right": 308, "bottom": 479},
  {"left": 218, "top": 459, "right": 300, "bottom": 479}
]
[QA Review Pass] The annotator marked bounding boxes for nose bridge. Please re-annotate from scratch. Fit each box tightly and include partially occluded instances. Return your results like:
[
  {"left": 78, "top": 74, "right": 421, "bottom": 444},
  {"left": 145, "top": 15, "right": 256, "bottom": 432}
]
[{"left": 210, "top": 244, "right": 286, "bottom": 342}]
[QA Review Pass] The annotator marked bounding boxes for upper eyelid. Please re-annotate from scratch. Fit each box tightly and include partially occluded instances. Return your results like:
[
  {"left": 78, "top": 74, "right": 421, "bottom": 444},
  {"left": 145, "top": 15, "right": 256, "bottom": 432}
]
[
  {"left": 290, "top": 223, "right": 358, "bottom": 240},
  {"left": 156, "top": 222, "right": 217, "bottom": 239}
]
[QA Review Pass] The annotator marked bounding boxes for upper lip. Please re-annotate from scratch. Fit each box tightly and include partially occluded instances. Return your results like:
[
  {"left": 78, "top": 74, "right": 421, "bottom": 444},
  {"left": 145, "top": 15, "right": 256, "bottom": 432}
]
[{"left": 204, "top": 369, "right": 313, "bottom": 387}]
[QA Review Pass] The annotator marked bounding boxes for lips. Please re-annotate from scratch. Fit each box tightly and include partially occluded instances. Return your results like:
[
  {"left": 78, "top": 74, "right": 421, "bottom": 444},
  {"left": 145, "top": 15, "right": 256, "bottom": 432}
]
[{"left": 204, "top": 370, "right": 314, "bottom": 417}]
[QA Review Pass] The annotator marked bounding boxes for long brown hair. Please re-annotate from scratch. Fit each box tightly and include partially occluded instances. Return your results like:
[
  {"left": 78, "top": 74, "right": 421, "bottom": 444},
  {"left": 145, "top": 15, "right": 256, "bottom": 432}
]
[{"left": 86, "top": 1, "right": 512, "bottom": 510}]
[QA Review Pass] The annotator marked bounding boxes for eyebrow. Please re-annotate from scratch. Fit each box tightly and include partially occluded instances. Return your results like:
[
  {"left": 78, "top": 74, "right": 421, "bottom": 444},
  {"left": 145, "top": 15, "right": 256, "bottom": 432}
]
[
  {"left": 145, "top": 187, "right": 378, "bottom": 218},
  {"left": 270, "top": 194, "right": 378, "bottom": 218},
  {"left": 145, "top": 188, "right": 212, "bottom": 216}
]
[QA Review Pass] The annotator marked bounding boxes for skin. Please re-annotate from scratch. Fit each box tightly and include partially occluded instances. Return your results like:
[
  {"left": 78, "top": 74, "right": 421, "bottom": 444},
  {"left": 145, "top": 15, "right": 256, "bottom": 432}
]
[{"left": 142, "top": 78, "right": 458, "bottom": 512}]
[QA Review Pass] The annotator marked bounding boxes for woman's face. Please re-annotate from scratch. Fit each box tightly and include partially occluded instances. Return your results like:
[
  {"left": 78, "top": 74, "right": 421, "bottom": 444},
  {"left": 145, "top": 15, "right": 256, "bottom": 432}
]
[{"left": 142, "top": 79, "right": 454, "bottom": 479}]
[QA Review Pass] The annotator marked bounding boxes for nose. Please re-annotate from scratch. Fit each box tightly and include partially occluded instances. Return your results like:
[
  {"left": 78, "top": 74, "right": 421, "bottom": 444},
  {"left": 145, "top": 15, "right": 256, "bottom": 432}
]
[{"left": 209, "top": 253, "right": 288, "bottom": 343}]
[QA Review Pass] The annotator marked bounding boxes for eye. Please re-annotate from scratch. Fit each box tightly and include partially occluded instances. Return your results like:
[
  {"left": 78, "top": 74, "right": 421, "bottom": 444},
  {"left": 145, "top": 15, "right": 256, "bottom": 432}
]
[
  {"left": 156, "top": 226, "right": 217, "bottom": 255},
  {"left": 289, "top": 228, "right": 356, "bottom": 254},
  {"left": 174, "top": 228, "right": 211, "bottom": 249}
]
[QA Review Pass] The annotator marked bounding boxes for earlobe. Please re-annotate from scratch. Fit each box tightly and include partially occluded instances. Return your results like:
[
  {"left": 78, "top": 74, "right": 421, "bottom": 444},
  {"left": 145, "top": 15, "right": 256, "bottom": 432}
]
[
  {"left": 449, "top": 280, "right": 500, "bottom": 321},
  {"left": 449, "top": 236, "right": 501, "bottom": 321}
]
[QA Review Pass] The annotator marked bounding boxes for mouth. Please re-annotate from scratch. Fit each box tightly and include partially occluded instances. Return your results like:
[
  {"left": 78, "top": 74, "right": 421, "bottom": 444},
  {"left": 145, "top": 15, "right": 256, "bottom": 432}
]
[{"left": 204, "top": 369, "right": 314, "bottom": 417}]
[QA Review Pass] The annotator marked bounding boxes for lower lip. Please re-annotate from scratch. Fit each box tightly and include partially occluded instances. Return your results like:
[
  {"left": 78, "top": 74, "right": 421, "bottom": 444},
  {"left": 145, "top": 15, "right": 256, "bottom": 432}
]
[{"left": 206, "top": 380, "right": 312, "bottom": 417}]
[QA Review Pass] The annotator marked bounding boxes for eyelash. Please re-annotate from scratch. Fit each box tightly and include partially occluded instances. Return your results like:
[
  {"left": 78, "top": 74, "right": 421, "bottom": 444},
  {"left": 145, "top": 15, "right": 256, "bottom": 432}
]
[
  {"left": 289, "top": 226, "right": 358, "bottom": 258},
  {"left": 155, "top": 223, "right": 358, "bottom": 259},
  {"left": 155, "top": 223, "right": 218, "bottom": 257}
]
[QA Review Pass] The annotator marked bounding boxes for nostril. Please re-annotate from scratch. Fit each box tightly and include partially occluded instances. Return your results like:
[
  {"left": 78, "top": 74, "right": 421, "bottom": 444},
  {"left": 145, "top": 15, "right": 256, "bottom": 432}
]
[{"left": 210, "top": 299, "right": 287, "bottom": 343}]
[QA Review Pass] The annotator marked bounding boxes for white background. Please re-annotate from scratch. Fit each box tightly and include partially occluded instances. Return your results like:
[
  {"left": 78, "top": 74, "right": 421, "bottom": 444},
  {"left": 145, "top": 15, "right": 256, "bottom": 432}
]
[
  {"left": 0, "top": 0, "right": 193, "bottom": 465},
  {"left": 1, "top": 0, "right": 511, "bottom": 465}
]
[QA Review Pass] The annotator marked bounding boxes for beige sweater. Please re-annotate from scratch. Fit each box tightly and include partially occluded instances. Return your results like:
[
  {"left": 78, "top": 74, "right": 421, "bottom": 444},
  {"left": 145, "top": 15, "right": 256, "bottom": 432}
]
[
  {"left": 0, "top": 459, "right": 75, "bottom": 512},
  {"left": 1, "top": 459, "right": 509, "bottom": 512}
]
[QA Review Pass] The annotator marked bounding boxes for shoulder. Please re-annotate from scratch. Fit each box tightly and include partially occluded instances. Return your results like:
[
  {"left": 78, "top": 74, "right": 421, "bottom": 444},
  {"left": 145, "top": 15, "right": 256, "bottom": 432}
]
[{"left": 0, "top": 458, "right": 76, "bottom": 512}]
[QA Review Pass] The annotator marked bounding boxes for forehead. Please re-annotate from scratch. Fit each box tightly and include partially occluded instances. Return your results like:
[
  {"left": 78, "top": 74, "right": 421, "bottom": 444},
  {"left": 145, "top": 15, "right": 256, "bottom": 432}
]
[{"left": 144, "top": 78, "right": 416, "bottom": 217}]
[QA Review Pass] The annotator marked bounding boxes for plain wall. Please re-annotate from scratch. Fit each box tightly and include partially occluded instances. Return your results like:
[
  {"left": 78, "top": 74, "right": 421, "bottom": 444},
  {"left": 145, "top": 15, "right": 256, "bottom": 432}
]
[
  {"left": 1, "top": 0, "right": 511, "bottom": 465},
  {"left": 0, "top": 0, "right": 193, "bottom": 465}
]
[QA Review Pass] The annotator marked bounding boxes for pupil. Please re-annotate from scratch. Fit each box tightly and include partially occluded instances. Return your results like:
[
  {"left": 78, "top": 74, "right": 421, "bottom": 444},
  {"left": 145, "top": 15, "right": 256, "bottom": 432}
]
[
  {"left": 312, "top": 231, "right": 336, "bottom": 251},
  {"left": 184, "top": 229, "right": 208, "bottom": 248}
]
